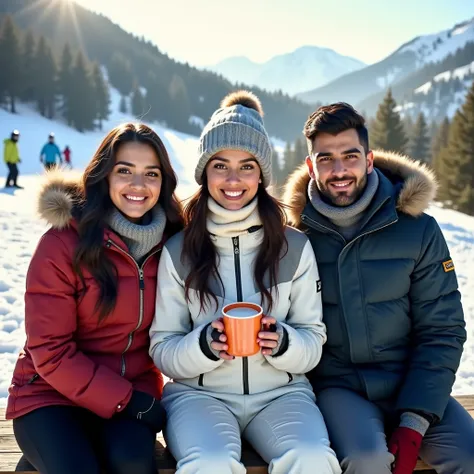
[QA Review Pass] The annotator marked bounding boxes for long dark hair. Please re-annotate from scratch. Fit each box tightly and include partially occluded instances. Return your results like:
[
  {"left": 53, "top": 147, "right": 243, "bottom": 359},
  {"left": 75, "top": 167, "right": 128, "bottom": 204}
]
[
  {"left": 182, "top": 174, "right": 287, "bottom": 313},
  {"left": 73, "top": 123, "right": 184, "bottom": 321}
]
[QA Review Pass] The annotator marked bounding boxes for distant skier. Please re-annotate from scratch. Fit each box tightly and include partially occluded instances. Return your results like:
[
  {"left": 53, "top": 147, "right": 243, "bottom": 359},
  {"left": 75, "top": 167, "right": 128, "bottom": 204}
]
[
  {"left": 63, "top": 145, "right": 72, "bottom": 169},
  {"left": 4, "top": 129, "right": 23, "bottom": 189},
  {"left": 40, "top": 133, "right": 62, "bottom": 170}
]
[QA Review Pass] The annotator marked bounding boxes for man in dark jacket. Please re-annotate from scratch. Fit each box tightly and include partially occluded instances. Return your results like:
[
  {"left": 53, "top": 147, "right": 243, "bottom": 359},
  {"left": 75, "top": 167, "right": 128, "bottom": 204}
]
[{"left": 283, "top": 103, "right": 473, "bottom": 474}]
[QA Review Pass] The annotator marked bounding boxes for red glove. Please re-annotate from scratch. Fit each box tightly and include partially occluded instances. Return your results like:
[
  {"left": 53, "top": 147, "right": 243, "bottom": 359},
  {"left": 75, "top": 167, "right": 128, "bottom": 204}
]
[{"left": 388, "top": 427, "right": 423, "bottom": 474}]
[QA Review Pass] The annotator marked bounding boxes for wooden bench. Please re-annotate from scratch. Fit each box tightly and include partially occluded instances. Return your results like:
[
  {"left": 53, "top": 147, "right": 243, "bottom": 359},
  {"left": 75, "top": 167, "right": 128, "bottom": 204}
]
[{"left": 1, "top": 396, "right": 473, "bottom": 473}]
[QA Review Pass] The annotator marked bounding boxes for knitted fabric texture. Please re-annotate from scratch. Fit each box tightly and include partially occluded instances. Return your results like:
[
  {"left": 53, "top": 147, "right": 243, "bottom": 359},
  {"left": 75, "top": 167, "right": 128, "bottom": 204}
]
[
  {"left": 206, "top": 197, "right": 262, "bottom": 238},
  {"left": 195, "top": 104, "right": 272, "bottom": 187},
  {"left": 106, "top": 205, "right": 166, "bottom": 262},
  {"left": 308, "top": 170, "right": 379, "bottom": 240}
]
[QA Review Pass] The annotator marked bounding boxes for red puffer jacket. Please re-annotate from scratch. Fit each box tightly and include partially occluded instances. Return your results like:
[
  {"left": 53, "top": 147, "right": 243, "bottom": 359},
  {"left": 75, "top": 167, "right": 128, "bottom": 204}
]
[{"left": 6, "top": 175, "right": 164, "bottom": 420}]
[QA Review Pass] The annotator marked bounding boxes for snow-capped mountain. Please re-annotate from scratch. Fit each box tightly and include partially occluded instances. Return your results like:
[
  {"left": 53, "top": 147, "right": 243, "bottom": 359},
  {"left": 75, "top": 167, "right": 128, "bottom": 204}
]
[
  {"left": 397, "top": 19, "right": 474, "bottom": 67},
  {"left": 297, "top": 17, "right": 474, "bottom": 114},
  {"left": 207, "top": 46, "right": 365, "bottom": 96}
]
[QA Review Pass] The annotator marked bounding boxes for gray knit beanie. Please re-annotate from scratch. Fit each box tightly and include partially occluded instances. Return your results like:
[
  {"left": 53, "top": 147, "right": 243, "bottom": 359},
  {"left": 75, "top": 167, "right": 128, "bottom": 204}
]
[{"left": 195, "top": 90, "right": 273, "bottom": 187}]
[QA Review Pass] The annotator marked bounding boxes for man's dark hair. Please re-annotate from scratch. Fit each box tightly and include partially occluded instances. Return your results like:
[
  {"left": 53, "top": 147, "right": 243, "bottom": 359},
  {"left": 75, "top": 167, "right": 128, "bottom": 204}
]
[{"left": 303, "top": 102, "right": 369, "bottom": 155}]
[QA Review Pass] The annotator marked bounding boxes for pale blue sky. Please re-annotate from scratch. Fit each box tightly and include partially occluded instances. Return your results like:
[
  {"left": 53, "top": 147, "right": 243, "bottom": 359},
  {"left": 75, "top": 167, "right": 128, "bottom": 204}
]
[{"left": 71, "top": 0, "right": 473, "bottom": 66}]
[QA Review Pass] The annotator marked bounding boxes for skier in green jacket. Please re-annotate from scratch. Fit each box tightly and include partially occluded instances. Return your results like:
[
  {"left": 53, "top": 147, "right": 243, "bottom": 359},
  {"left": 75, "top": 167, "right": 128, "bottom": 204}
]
[{"left": 4, "top": 130, "right": 22, "bottom": 189}]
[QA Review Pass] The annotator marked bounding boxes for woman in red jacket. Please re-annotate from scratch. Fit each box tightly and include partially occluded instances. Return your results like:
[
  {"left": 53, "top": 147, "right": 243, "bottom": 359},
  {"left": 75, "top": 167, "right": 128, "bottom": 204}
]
[{"left": 6, "top": 123, "right": 183, "bottom": 474}]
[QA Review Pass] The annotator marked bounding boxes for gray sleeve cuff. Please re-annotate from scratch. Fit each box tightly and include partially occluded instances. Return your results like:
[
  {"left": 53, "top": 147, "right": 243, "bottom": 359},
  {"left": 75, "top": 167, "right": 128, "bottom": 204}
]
[
  {"left": 206, "top": 324, "right": 222, "bottom": 359},
  {"left": 271, "top": 323, "right": 289, "bottom": 357},
  {"left": 400, "top": 411, "right": 430, "bottom": 436},
  {"left": 198, "top": 323, "right": 220, "bottom": 361}
]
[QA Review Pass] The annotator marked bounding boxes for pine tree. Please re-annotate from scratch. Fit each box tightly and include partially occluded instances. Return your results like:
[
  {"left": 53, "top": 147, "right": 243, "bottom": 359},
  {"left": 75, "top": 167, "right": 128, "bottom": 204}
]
[
  {"left": 119, "top": 95, "right": 127, "bottom": 114},
  {"left": 91, "top": 62, "right": 110, "bottom": 130},
  {"left": 143, "top": 70, "right": 171, "bottom": 123},
  {"left": 168, "top": 74, "right": 191, "bottom": 130},
  {"left": 21, "top": 30, "right": 35, "bottom": 101},
  {"left": 34, "top": 36, "right": 57, "bottom": 118},
  {"left": 131, "top": 80, "right": 145, "bottom": 117},
  {"left": 271, "top": 143, "right": 282, "bottom": 188},
  {"left": 402, "top": 114, "right": 414, "bottom": 139},
  {"left": 108, "top": 52, "right": 133, "bottom": 96},
  {"left": 42, "top": 46, "right": 57, "bottom": 119},
  {"left": 58, "top": 43, "right": 73, "bottom": 125},
  {"left": 431, "top": 117, "right": 450, "bottom": 173},
  {"left": 437, "top": 81, "right": 474, "bottom": 215},
  {"left": 410, "top": 112, "right": 429, "bottom": 163},
  {"left": 293, "top": 137, "right": 306, "bottom": 168},
  {"left": 371, "top": 89, "right": 408, "bottom": 154},
  {"left": 69, "top": 52, "right": 95, "bottom": 131},
  {"left": 282, "top": 141, "right": 295, "bottom": 178},
  {"left": 0, "top": 16, "right": 22, "bottom": 113}
]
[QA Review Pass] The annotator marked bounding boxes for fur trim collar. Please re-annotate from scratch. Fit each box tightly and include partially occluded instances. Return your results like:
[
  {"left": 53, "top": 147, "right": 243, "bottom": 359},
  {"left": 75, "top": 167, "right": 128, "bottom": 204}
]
[
  {"left": 282, "top": 150, "right": 437, "bottom": 227},
  {"left": 37, "top": 170, "right": 83, "bottom": 229}
]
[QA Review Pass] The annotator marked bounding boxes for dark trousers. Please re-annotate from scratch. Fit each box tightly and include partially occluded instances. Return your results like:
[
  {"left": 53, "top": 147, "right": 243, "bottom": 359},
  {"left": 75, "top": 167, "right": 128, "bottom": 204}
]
[
  {"left": 44, "top": 162, "right": 56, "bottom": 171},
  {"left": 5, "top": 162, "right": 18, "bottom": 186},
  {"left": 13, "top": 405, "right": 157, "bottom": 474},
  {"left": 317, "top": 388, "right": 474, "bottom": 474}
]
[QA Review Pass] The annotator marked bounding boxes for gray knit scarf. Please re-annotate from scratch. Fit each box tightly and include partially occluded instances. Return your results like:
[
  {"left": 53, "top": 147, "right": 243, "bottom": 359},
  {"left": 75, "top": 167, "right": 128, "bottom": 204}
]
[
  {"left": 308, "top": 171, "right": 379, "bottom": 241},
  {"left": 106, "top": 205, "right": 167, "bottom": 262}
]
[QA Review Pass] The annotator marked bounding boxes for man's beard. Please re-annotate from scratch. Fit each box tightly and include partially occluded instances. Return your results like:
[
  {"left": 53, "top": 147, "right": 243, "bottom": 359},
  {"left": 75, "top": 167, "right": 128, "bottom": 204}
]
[{"left": 317, "top": 173, "right": 368, "bottom": 207}]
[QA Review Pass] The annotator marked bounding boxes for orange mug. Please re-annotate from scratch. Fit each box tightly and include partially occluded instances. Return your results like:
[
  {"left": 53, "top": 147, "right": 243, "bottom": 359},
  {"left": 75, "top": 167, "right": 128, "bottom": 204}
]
[{"left": 222, "top": 302, "right": 263, "bottom": 357}]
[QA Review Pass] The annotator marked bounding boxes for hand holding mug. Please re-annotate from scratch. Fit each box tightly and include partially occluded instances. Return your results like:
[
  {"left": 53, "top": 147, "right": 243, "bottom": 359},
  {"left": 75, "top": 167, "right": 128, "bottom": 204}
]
[
  {"left": 257, "top": 315, "right": 280, "bottom": 355},
  {"left": 209, "top": 318, "right": 234, "bottom": 360}
]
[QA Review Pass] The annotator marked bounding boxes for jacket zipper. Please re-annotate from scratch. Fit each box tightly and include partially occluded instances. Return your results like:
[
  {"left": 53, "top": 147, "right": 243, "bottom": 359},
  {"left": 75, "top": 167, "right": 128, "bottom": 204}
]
[
  {"left": 232, "top": 237, "right": 249, "bottom": 395},
  {"left": 26, "top": 374, "right": 39, "bottom": 384},
  {"left": 107, "top": 239, "right": 161, "bottom": 377}
]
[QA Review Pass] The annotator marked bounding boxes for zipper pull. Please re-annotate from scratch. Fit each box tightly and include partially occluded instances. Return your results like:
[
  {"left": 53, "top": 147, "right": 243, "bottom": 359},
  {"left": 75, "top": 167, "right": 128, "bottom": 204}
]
[
  {"left": 233, "top": 237, "right": 239, "bottom": 254},
  {"left": 27, "top": 374, "right": 39, "bottom": 384},
  {"left": 139, "top": 269, "right": 145, "bottom": 289}
]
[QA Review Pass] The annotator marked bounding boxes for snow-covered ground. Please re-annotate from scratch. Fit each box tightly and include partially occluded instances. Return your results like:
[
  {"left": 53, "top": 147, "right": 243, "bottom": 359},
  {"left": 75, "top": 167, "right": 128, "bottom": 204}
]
[{"left": 0, "top": 91, "right": 473, "bottom": 407}]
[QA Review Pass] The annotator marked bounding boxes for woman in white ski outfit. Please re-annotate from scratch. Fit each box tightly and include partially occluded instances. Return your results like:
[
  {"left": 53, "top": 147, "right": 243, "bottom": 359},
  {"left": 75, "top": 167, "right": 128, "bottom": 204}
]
[{"left": 149, "top": 91, "right": 341, "bottom": 474}]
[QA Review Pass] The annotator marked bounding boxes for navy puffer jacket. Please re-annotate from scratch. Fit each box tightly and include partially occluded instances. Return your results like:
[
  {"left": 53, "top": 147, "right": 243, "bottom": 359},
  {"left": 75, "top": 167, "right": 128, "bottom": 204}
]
[{"left": 283, "top": 151, "right": 466, "bottom": 420}]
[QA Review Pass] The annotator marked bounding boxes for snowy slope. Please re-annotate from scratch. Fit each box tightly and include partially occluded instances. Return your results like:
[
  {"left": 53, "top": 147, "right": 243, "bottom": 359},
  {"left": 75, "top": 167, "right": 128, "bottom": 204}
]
[
  {"left": 0, "top": 97, "right": 473, "bottom": 407},
  {"left": 393, "top": 60, "right": 474, "bottom": 120},
  {"left": 397, "top": 18, "right": 474, "bottom": 68},
  {"left": 0, "top": 88, "right": 199, "bottom": 190},
  {"left": 0, "top": 88, "right": 285, "bottom": 186},
  {"left": 207, "top": 46, "right": 365, "bottom": 96}
]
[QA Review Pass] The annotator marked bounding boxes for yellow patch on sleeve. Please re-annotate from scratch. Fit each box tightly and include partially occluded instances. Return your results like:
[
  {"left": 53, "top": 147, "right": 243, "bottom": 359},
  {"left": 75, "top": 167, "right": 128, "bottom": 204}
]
[{"left": 442, "top": 259, "right": 455, "bottom": 272}]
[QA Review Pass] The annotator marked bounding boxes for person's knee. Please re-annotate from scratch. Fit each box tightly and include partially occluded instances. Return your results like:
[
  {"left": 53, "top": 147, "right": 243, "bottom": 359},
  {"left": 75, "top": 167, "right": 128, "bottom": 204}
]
[
  {"left": 176, "top": 450, "right": 245, "bottom": 474},
  {"left": 270, "top": 445, "right": 341, "bottom": 474},
  {"left": 438, "top": 453, "right": 474, "bottom": 474},
  {"left": 340, "top": 451, "right": 392, "bottom": 474}
]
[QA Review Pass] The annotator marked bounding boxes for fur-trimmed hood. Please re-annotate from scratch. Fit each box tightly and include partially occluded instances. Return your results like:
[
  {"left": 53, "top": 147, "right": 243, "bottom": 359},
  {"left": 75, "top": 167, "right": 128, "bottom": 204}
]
[
  {"left": 37, "top": 170, "right": 83, "bottom": 230},
  {"left": 282, "top": 150, "right": 437, "bottom": 227}
]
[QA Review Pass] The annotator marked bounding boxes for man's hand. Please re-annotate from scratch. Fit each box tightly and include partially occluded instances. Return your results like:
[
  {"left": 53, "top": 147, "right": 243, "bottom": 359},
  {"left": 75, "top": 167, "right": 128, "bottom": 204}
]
[{"left": 388, "top": 427, "right": 423, "bottom": 474}]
